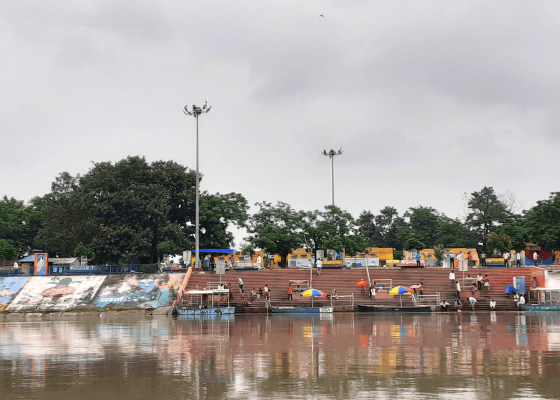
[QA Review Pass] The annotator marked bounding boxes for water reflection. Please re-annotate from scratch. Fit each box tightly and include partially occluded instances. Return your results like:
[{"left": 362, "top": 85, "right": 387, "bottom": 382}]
[{"left": 1, "top": 312, "right": 560, "bottom": 399}]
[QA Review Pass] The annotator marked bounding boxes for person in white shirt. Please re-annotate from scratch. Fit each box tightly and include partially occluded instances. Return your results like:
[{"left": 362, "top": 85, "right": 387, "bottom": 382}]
[
  {"left": 442, "top": 251, "right": 448, "bottom": 268},
  {"left": 13, "top": 261, "right": 19, "bottom": 275},
  {"left": 449, "top": 270, "right": 455, "bottom": 287},
  {"left": 237, "top": 277, "right": 244, "bottom": 293},
  {"left": 455, "top": 251, "right": 463, "bottom": 271},
  {"left": 517, "top": 295, "right": 526, "bottom": 308},
  {"left": 515, "top": 252, "right": 521, "bottom": 267},
  {"left": 533, "top": 252, "right": 539, "bottom": 266},
  {"left": 469, "top": 296, "right": 477, "bottom": 310},
  {"left": 489, "top": 299, "right": 497, "bottom": 310},
  {"left": 316, "top": 259, "right": 322, "bottom": 275}
]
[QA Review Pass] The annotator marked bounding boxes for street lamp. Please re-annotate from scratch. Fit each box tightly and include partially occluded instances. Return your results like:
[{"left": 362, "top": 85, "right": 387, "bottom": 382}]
[
  {"left": 183, "top": 100, "right": 211, "bottom": 269},
  {"left": 321, "top": 147, "right": 343, "bottom": 206}
]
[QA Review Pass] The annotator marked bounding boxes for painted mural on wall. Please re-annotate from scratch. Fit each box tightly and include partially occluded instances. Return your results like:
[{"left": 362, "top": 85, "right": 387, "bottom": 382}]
[
  {"left": 6, "top": 276, "right": 106, "bottom": 311},
  {"left": 93, "top": 275, "right": 177, "bottom": 309},
  {"left": 0, "top": 277, "right": 30, "bottom": 311}
]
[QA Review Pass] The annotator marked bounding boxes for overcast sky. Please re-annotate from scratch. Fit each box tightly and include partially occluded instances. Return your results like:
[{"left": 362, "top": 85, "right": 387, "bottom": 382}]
[{"left": 2, "top": 1, "right": 560, "bottom": 246}]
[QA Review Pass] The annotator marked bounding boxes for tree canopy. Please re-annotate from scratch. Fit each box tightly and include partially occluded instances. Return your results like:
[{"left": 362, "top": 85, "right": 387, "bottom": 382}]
[{"left": 5, "top": 169, "right": 560, "bottom": 264}]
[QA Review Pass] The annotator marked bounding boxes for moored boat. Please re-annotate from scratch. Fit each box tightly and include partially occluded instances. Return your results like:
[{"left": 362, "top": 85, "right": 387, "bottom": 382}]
[
  {"left": 176, "top": 289, "right": 234, "bottom": 315},
  {"left": 357, "top": 304, "right": 435, "bottom": 313},
  {"left": 270, "top": 305, "right": 334, "bottom": 313},
  {"left": 521, "top": 288, "right": 560, "bottom": 311}
]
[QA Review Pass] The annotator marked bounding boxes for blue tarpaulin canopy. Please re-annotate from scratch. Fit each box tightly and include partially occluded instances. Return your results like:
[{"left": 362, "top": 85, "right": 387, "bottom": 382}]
[
  {"left": 191, "top": 249, "right": 234, "bottom": 253},
  {"left": 505, "top": 285, "right": 518, "bottom": 294}
]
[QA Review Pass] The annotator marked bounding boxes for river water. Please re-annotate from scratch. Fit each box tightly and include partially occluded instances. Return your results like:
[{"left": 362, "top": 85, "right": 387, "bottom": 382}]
[{"left": 1, "top": 312, "right": 560, "bottom": 399}]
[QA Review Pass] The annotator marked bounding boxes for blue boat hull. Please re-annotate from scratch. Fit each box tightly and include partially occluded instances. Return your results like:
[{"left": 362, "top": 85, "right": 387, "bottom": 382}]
[
  {"left": 521, "top": 305, "right": 560, "bottom": 311},
  {"left": 176, "top": 306, "right": 235, "bottom": 315}
]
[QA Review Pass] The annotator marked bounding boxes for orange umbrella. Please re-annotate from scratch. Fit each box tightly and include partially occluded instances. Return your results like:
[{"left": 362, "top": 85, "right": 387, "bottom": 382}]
[{"left": 357, "top": 280, "right": 368, "bottom": 287}]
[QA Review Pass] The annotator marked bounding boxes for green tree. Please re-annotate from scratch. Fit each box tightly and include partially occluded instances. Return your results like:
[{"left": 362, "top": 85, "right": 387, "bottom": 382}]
[
  {"left": 0, "top": 239, "right": 18, "bottom": 260},
  {"left": 300, "top": 205, "right": 366, "bottom": 259},
  {"left": 397, "top": 206, "right": 439, "bottom": 250},
  {"left": 246, "top": 202, "right": 301, "bottom": 268},
  {"left": 199, "top": 192, "right": 249, "bottom": 249},
  {"left": 487, "top": 233, "right": 512, "bottom": 255},
  {"left": 466, "top": 186, "right": 509, "bottom": 253},
  {"left": 497, "top": 214, "right": 528, "bottom": 252},
  {"left": 356, "top": 210, "right": 377, "bottom": 246},
  {"left": 73, "top": 242, "right": 95, "bottom": 258},
  {"left": 0, "top": 195, "right": 43, "bottom": 258},
  {"left": 35, "top": 172, "right": 95, "bottom": 257},
  {"left": 372, "top": 206, "right": 407, "bottom": 249},
  {"left": 436, "top": 217, "right": 476, "bottom": 248},
  {"left": 37, "top": 157, "right": 198, "bottom": 263},
  {"left": 525, "top": 192, "right": 560, "bottom": 250}
]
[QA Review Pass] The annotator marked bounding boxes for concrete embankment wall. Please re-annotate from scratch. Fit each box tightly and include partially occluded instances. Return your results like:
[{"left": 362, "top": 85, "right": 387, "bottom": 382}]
[{"left": 0, "top": 273, "right": 185, "bottom": 314}]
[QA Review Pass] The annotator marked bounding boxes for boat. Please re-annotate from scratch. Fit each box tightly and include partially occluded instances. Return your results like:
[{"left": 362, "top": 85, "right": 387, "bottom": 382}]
[
  {"left": 357, "top": 304, "right": 435, "bottom": 313},
  {"left": 270, "top": 305, "right": 334, "bottom": 314},
  {"left": 176, "top": 289, "right": 235, "bottom": 315},
  {"left": 521, "top": 288, "right": 560, "bottom": 311}
]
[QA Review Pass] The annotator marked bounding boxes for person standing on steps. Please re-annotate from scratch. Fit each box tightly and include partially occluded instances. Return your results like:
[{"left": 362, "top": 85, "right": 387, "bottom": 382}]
[
  {"left": 515, "top": 251, "right": 522, "bottom": 267},
  {"left": 237, "top": 277, "right": 244, "bottom": 293},
  {"left": 477, "top": 272, "right": 483, "bottom": 291},
  {"left": 533, "top": 251, "right": 539, "bottom": 266},
  {"left": 480, "top": 252, "right": 487, "bottom": 268},
  {"left": 316, "top": 258, "right": 322, "bottom": 275},
  {"left": 448, "top": 250, "right": 455, "bottom": 269},
  {"left": 449, "top": 270, "right": 456, "bottom": 288},
  {"left": 288, "top": 283, "right": 293, "bottom": 301},
  {"left": 442, "top": 251, "right": 448, "bottom": 268},
  {"left": 416, "top": 252, "right": 421, "bottom": 267},
  {"left": 483, "top": 275, "right": 490, "bottom": 291}
]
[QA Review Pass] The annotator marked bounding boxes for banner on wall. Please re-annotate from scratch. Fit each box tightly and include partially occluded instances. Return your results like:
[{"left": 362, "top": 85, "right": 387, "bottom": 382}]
[{"left": 34, "top": 253, "right": 49, "bottom": 276}]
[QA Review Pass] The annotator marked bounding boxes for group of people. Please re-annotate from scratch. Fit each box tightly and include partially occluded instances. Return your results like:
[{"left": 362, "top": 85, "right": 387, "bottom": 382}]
[
  {"left": 449, "top": 271, "right": 490, "bottom": 295},
  {"left": 236, "top": 277, "right": 270, "bottom": 305},
  {"left": 440, "top": 298, "right": 497, "bottom": 311},
  {"left": 442, "top": 250, "right": 478, "bottom": 268},
  {"left": 502, "top": 251, "right": 523, "bottom": 268},
  {"left": 513, "top": 292, "right": 526, "bottom": 308}
]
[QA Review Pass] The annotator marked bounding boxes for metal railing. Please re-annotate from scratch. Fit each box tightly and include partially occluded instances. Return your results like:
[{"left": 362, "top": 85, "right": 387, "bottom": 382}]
[
  {"left": 330, "top": 293, "right": 354, "bottom": 307},
  {"left": 0, "top": 265, "right": 189, "bottom": 276},
  {"left": 415, "top": 293, "right": 441, "bottom": 306}
]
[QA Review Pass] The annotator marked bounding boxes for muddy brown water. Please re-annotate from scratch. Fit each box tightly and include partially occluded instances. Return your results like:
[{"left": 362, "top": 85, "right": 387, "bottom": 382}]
[{"left": 1, "top": 312, "right": 560, "bottom": 399}]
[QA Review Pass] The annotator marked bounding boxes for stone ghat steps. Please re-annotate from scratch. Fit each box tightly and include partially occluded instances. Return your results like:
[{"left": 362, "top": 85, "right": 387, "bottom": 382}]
[{"left": 184, "top": 268, "right": 534, "bottom": 312}]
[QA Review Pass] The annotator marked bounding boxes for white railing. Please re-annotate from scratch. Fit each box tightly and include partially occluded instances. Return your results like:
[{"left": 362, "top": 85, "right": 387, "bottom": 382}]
[
  {"left": 330, "top": 293, "right": 354, "bottom": 307},
  {"left": 415, "top": 293, "right": 441, "bottom": 306}
]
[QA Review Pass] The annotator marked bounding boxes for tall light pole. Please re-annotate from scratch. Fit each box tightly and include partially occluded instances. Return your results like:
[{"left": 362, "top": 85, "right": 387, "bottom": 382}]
[
  {"left": 183, "top": 101, "right": 211, "bottom": 269},
  {"left": 321, "top": 147, "right": 343, "bottom": 206}
]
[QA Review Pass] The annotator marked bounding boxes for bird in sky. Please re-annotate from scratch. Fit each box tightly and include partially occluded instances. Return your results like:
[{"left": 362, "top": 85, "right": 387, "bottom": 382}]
[{"left": 319, "top": 14, "right": 324, "bottom": 18}]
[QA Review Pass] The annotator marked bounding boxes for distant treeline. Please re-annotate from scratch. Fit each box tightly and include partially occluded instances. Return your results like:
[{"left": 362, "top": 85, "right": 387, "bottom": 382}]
[{"left": 1, "top": 156, "right": 559, "bottom": 267}]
